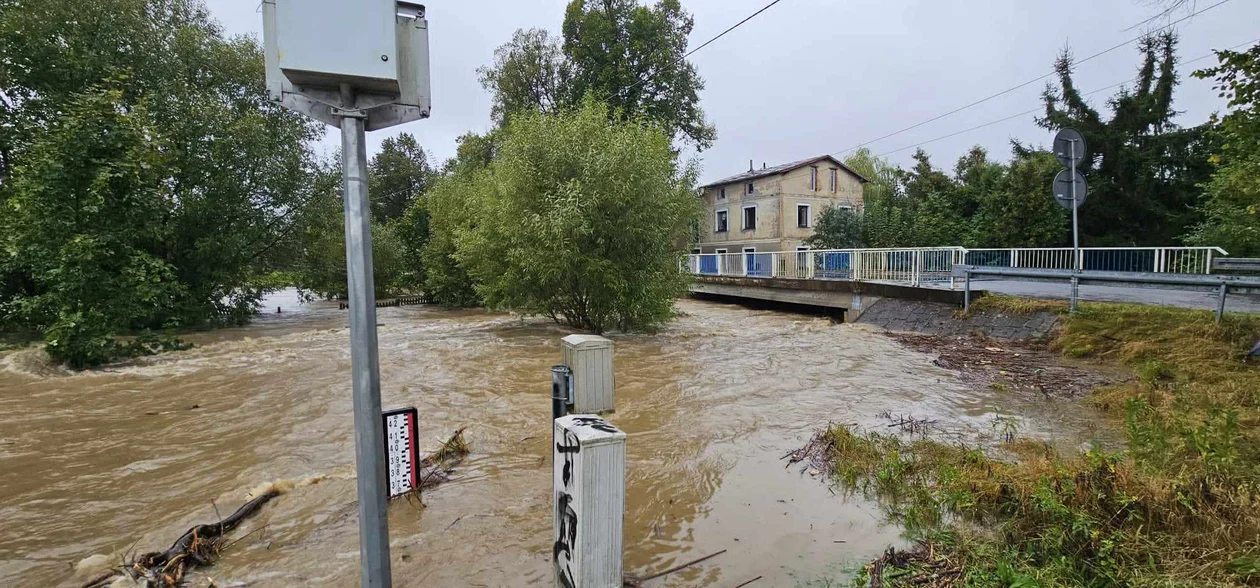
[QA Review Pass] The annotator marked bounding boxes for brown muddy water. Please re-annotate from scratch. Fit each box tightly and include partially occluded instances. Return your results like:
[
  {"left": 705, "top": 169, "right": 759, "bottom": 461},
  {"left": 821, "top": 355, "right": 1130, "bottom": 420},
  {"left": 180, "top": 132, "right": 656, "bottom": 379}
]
[{"left": 0, "top": 293, "right": 1114, "bottom": 587}]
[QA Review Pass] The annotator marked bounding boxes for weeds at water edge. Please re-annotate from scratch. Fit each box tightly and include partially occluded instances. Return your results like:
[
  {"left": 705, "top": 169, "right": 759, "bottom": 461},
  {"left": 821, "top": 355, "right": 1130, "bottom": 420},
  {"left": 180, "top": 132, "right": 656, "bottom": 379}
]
[{"left": 819, "top": 301, "right": 1260, "bottom": 586}]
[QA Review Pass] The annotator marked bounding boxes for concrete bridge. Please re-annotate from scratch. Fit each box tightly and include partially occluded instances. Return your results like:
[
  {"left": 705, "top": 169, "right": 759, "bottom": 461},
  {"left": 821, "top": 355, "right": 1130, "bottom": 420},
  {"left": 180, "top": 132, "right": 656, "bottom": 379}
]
[
  {"left": 688, "top": 274, "right": 969, "bottom": 321},
  {"left": 684, "top": 246, "right": 1257, "bottom": 317}
]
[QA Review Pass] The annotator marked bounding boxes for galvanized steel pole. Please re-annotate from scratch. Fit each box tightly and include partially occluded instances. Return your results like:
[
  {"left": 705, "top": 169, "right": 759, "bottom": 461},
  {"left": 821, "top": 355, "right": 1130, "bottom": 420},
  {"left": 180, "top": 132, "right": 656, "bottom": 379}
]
[
  {"left": 1070, "top": 140, "right": 1080, "bottom": 312},
  {"left": 339, "top": 85, "right": 392, "bottom": 588}
]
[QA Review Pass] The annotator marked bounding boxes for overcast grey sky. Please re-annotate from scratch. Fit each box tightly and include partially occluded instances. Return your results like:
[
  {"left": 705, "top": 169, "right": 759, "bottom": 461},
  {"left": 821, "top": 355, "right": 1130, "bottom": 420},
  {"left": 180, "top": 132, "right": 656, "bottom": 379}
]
[{"left": 210, "top": 0, "right": 1258, "bottom": 182}]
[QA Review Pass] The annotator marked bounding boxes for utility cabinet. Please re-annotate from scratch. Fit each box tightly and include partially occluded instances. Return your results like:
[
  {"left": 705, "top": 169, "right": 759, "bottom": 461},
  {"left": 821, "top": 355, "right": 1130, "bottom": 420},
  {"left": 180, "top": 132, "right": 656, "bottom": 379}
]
[
  {"left": 262, "top": 0, "right": 431, "bottom": 129},
  {"left": 273, "top": 0, "right": 398, "bottom": 94},
  {"left": 553, "top": 415, "right": 625, "bottom": 588},
  {"left": 561, "top": 334, "right": 615, "bottom": 414}
]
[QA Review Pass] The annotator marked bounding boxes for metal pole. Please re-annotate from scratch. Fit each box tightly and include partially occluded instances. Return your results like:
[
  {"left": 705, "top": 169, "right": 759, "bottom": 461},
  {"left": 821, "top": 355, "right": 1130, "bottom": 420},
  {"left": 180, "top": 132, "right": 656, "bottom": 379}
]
[
  {"left": 1216, "top": 283, "right": 1227, "bottom": 323},
  {"left": 1070, "top": 275, "right": 1079, "bottom": 312},
  {"left": 551, "top": 365, "right": 571, "bottom": 420},
  {"left": 1070, "top": 140, "right": 1079, "bottom": 273},
  {"left": 1069, "top": 140, "right": 1081, "bottom": 314},
  {"left": 339, "top": 85, "right": 392, "bottom": 588},
  {"left": 964, "top": 271, "right": 971, "bottom": 311}
]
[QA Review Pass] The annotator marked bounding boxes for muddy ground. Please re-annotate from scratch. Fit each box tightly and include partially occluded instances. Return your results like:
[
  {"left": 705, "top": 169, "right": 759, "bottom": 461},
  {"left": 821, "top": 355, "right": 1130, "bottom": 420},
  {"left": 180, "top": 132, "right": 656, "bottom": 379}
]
[{"left": 885, "top": 331, "right": 1120, "bottom": 400}]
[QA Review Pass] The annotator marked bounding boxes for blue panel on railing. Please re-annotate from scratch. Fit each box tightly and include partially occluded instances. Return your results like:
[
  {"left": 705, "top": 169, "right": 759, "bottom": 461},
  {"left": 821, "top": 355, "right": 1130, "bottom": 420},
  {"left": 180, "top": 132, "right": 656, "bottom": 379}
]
[
  {"left": 746, "top": 253, "right": 773, "bottom": 277},
  {"left": 818, "top": 252, "right": 852, "bottom": 279},
  {"left": 699, "top": 254, "right": 718, "bottom": 275},
  {"left": 965, "top": 250, "right": 1011, "bottom": 267},
  {"left": 1082, "top": 250, "right": 1155, "bottom": 273}
]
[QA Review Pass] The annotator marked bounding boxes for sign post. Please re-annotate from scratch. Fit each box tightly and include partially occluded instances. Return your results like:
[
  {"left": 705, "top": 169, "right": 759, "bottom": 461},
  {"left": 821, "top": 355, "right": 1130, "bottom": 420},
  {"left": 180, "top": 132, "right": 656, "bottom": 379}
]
[
  {"left": 1053, "top": 128, "right": 1088, "bottom": 312},
  {"left": 263, "top": 3, "right": 432, "bottom": 586}
]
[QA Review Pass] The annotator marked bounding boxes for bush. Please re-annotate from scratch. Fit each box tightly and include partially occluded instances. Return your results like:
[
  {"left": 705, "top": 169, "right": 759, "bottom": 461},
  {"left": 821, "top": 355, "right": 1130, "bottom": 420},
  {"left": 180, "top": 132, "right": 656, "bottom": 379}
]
[{"left": 442, "top": 100, "right": 700, "bottom": 332}]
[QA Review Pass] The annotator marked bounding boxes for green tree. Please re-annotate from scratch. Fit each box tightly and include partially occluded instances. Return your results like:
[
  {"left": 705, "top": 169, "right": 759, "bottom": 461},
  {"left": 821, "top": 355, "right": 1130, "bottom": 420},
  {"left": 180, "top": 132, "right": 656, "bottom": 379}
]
[
  {"left": 972, "top": 148, "right": 1069, "bottom": 248},
  {"left": 903, "top": 150, "right": 964, "bottom": 247},
  {"left": 452, "top": 100, "right": 700, "bottom": 332},
  {"left": 844, "top": 149, "right": 913, "bottom": 247},
  {"left": 562, "top": 0, "right": 716, "bottom": 150},
  {"left": 1038, "top": 32, "right": 1216, "bottom": 245},
  {"left": 806, "top": 205, "right": 865, "bottom": 249},
  {"left": 369, "top": 133, "right": 433, "bottom": 224},
  {"left": 422, "top": 169, "right": 488, "bottom": 308},
  {"left": 3, "top": 90, "right": 184, "bottom": 366},
  {"left": 0, "top": 0, "right": 321, "bottom": 365},
  {"left": 477, "top": 1, "right": 715, "bottom": 150},
  {"left": 477, "top": 29, "right": 571, "bottom": 127},
  {"left": 1187, "top": 43, "right": 1260, "bottom": 256},
  {"left": 288, "top": 159, "right": 412, "bottom": 300}
]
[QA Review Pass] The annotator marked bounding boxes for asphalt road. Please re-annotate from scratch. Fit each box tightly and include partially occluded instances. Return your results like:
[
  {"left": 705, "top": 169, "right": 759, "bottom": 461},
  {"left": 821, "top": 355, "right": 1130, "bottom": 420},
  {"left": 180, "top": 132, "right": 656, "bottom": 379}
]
[{"left": 974, "top": 279, "right": 1260, "bottom": 314}]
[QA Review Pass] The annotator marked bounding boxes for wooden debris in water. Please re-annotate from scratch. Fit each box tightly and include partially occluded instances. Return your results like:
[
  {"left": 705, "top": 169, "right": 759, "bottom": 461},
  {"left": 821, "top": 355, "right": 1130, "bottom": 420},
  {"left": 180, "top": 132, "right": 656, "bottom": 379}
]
[
  {"left": 80, "top": 427, "right": 471, "bottom": 586},
  {"left": 877, "top": 410, "right": 936, "bottom": 436},
  {"left": 864, "top": 539, "right": 962, "bottom": 587},
  {"left": 417, "top": 426, "right": 471, "bottom": 491},
  {"left": 81, "top": 488, "right": 281, "bottom": 588},
  {"left": 623, "top": 549, "right": 727, "bottom": 587}
]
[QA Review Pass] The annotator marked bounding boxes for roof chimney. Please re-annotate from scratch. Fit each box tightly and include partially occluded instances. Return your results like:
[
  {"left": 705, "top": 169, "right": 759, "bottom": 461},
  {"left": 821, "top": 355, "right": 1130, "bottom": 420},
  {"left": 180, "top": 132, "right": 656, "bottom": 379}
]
[
  {"left": 749, "top": 159, "right": 753, "bottom": 172},
  {"left": 762, "top": 162, "right": 766, "bottom": 169}
]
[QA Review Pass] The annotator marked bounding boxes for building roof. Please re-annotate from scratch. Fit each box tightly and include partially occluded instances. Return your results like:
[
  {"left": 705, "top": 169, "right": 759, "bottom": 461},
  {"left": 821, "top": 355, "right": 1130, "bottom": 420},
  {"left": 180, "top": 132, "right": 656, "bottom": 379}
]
[{"left": 697, "top": 154, "right": 870, "bottom": 189}]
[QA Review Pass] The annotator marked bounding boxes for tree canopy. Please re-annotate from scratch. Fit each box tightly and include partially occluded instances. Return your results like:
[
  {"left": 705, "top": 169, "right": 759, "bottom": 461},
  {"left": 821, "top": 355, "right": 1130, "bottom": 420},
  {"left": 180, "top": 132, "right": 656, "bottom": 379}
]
[
  {"left": 477, "top": 0, "right": 715, "bottom": 150},
  {"left": 0, "top": 0, "right": 322, "bottom": 366},
  {"left": 1037, "top": 32, "right": 1216, "bottom": 245},
  {"left": 434, "top": 101, "right": 700, "bottom": 332},
  {"left": 1186, "top": 44, "right": 1260, "bottom": 256}
]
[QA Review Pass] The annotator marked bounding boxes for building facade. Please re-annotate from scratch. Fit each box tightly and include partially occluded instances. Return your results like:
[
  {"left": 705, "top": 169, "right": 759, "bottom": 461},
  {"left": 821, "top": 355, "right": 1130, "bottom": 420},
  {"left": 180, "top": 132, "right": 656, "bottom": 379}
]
[{"left": 694, "top": 155, "right": 867, "bottom": 256}]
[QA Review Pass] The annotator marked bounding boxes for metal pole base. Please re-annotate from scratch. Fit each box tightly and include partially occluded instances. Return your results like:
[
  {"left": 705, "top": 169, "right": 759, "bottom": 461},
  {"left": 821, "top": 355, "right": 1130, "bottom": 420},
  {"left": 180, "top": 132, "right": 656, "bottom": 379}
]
[{"left": 1069, "top": 276, "right": 1079, "bottom": 313}]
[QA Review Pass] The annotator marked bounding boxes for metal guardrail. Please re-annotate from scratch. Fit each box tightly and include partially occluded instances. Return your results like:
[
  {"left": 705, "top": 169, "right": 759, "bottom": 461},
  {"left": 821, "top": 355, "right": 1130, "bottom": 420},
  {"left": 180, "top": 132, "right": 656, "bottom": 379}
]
[
  {"left": 1213, "top": 257, "right": 1260, "bottom": 274},
  {"left": 952, "top": 265, "right": 1260, "bottom": 321}
]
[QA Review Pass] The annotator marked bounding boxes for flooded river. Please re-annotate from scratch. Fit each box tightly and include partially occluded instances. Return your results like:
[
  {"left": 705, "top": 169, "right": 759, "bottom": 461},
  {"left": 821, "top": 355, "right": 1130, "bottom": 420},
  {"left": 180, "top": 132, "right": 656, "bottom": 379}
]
[{"left": 1, "top": 294, "right": 1110, "bottom": 586}]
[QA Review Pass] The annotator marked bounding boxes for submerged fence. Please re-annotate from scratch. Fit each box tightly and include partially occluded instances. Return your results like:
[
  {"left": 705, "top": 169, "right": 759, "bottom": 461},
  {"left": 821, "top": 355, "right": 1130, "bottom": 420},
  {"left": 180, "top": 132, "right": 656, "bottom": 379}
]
[{"left": 685, "top": 246, "right": 1226, "bottom": 286}]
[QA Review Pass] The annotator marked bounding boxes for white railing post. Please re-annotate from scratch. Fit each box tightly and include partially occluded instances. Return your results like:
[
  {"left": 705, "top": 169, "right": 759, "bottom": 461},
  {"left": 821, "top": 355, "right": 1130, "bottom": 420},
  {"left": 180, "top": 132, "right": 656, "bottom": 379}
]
[
  {"left": 1010, "top": 249, "right": 1018, "bottom": 268},
  {"left": 913, "top": 250, "right": 921, "bottom": 286},
  {"left": 1206, "top": 248, "right": 1214, "bottom": 275}
]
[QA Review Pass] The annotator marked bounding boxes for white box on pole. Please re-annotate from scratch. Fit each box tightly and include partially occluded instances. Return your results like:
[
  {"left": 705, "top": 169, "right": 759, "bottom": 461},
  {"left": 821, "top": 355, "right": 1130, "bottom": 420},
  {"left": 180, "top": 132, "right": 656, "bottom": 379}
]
[
  {"left": 560, "top": 335, "right": 614, "bottom": 414},
  {"left": 553, "top": 415, "right": 625, "bottom": 588},
  {"left": 274, "top": 0, "right": 398, "bottom": 94}
]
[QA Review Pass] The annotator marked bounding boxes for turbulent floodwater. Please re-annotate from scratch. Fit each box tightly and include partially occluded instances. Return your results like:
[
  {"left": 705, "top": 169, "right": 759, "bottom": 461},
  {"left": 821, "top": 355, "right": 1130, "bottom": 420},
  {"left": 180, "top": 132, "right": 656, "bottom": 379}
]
[{"left": 0, "top": 293, "right": 1111, "bottom": 586}]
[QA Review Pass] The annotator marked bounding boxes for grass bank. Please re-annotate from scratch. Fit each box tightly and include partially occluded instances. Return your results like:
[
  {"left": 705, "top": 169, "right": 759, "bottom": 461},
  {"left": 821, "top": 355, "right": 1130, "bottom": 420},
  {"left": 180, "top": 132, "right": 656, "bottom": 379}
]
[{"left": 825, "top": 297, "right": 1260, "bottom": 586}]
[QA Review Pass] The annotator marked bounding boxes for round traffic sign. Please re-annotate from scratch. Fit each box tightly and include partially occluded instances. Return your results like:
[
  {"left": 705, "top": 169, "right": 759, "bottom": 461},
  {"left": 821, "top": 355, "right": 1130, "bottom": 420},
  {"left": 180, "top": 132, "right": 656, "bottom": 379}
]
[
  {"left": 1053, "top": 128, "right": 1087, "bottom": 168},
  {"left": 1053, "top": 169, "right": 1087, "bottom": 210}
]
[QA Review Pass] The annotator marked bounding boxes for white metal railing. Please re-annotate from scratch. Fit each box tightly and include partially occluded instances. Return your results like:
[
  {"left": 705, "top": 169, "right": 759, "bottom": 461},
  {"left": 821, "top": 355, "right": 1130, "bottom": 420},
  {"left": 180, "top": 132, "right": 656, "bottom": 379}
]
[
  {"left": 962, "top": 247, "right": 1226, "bottom": 275},
  {"left": 686, "top": 247, "right": 965, "bottom": 286},
  {"left": 686, "top": 246, "right": 1227, "bottom": 286}
]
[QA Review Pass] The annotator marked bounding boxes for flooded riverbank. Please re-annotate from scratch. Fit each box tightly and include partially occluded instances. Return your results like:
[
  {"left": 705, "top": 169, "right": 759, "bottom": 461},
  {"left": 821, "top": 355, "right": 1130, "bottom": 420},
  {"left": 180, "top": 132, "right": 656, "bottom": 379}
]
[{"left": 0, "top": 295, "right": 1114, "bottom": 586}]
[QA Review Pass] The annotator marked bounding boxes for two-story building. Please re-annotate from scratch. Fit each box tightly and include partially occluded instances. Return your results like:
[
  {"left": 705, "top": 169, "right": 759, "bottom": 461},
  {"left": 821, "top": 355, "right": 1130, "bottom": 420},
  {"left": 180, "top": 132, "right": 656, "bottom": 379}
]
[{"left": 694, "top": 155, "right": 868, "bottom": 257}]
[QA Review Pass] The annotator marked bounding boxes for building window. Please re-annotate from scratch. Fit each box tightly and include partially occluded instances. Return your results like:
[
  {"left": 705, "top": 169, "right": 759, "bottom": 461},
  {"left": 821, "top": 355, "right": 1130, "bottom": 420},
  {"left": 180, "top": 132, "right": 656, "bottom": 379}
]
[
  {"left": 746, "top": 182, "right": 754, "bottom": 195},
  {"left": 810, "top": 166, "right": 819, "bottom": 191},
  {"left": 718, "top": 187, "right": 726, "bottom": 200},
  {"left": 829, "top": 168, "right": 837, "bottom": 193},
  {"left": 839, "top": 204, "right": 854, "bottom": 212},
  {"left": 797, "top": 204, "right": 810, "bottom": 228},
  {"left": 742, "top": 205, "right": 757, "bottom": 231},
  {"left": 716, "top": 248, "right": 727, "bottom": 254},
  {"left": 715, "top": 209, "right": 728, "bottom": 233}
]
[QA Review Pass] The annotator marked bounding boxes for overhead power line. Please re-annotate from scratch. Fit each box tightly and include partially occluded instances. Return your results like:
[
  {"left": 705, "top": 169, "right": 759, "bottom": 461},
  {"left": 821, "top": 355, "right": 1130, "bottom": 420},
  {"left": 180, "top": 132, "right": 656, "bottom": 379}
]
[
  {"left": 624, "top": 0, "right": 787, "bottom": 93},
  {"left": 871, "top": 37, "right": 1260, "bottom": 158},
  {"left": 831, "top": 0, "right": 1234, "bottom": 158}
]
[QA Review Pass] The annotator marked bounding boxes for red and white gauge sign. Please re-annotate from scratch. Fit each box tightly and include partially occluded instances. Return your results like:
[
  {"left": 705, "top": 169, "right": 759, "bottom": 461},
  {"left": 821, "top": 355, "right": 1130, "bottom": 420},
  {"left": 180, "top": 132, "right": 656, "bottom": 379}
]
[{"left": 382, "top": 407, "right": 420, "bottom": 498}]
